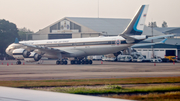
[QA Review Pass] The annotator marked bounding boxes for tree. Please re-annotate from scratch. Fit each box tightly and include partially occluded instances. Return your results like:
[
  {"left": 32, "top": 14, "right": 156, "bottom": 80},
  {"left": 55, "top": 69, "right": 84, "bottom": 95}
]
[
  {"left": 18, "top": 27, "right": 33, "bottom": 41},
  {"left": 148, "top": 21, "right": 158, "bottom": 28},
  {"left": 0, "top": 19, "right": 19, "bottom": 56},
  {"left": 162, "top": 21, "right": 168, "bottom": 27}
]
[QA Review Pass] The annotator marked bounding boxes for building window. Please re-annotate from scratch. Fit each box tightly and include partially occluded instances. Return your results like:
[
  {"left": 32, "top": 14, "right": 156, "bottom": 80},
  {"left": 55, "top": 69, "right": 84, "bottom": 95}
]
[{"left": 70, "top": 22, "right": 81, "bottom": 32}]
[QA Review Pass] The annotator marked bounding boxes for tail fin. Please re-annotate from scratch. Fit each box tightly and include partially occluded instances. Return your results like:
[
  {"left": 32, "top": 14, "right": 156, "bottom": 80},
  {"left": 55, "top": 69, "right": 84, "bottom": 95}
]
[
  {"left": 121, "top": 5, "right": 149, "bottom": 36},
  {"left": 14, "top": 38, "right": 19, "bottom": 43}
]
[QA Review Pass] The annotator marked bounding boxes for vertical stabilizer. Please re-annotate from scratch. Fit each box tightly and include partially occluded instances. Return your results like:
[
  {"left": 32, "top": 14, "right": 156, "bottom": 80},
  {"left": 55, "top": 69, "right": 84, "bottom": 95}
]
[
  {"left": 121, "top": 5, "right": 149, "bottom": 36},
  {"left": 14, "top": 38, "right": 19, "bottom": 43}
]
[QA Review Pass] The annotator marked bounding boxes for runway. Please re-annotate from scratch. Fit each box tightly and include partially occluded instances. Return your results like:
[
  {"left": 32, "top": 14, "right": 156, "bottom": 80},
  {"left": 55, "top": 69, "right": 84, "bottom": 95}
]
[{"left": 0, "top": 60, "right": 180, "bottom": 81}]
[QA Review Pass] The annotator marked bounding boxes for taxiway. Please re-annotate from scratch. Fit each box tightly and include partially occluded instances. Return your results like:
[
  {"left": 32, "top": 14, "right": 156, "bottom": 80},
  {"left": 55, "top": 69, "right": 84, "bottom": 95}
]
[{"left": 0, "top": 60, "right": 180, "bottom": 81}]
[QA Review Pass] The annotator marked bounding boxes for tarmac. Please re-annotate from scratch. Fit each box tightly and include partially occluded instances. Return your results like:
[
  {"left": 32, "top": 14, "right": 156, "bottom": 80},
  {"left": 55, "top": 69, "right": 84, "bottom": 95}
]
[{"left": 0, "top": 60, "right": 180, "bottom": 81}]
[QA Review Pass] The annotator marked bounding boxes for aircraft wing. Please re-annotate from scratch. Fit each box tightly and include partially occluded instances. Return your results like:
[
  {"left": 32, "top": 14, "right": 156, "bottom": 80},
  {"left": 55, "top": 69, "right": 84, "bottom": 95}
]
[
  {"left": 0, "top": 86, "right": 132, "bottom": 101},
  {"left": 18, "top": 43, "right": 69, "bottom": 56},
  {"left": 132, "top": 38, "right": 167, "bottom": 48}
]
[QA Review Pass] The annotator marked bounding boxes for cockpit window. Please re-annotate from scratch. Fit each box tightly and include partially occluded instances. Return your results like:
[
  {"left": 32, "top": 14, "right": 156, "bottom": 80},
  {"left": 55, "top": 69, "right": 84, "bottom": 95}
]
[
  {"left": 10, "top": 46, "right": 15, "bottom": 49},
  {"left": 8, "top": 44, "right": 18, "bottom": 49}
]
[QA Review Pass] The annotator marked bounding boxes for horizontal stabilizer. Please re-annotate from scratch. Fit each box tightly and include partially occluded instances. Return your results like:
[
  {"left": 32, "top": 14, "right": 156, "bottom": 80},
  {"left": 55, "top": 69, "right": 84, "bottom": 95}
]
[
  {"left": 132, "top": 38, "right": 168, "bottom": 48},
  {"left": 145, "top": 34, "right": 174, "bottom": 41}
]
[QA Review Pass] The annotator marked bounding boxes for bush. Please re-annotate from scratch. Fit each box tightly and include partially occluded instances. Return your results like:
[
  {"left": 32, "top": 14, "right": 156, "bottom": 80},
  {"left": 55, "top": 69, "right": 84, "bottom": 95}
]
[{"left": 107, "top": 85, "right": 122, "bottom": 90}]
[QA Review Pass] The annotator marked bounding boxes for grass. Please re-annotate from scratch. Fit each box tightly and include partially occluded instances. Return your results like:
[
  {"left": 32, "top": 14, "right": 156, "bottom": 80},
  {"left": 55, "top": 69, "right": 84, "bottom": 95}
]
[
  {"left": 0, "top": 77, "right": 180, "bottom": 88},
  {"left": 51, "top": 85, "right": 180, "bottom": 94},
  {"left": 33, "top": 84, "right": 180, "bottom": 100},
  {"left": 107, "top": 92, "right": 180, "bottom": 101}
]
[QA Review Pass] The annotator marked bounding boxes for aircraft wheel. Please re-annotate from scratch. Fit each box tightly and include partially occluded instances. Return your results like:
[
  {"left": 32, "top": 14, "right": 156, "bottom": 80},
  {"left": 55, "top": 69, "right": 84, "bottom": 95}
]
[
  {"left": 77, "top": 60, "right": 81, "bottom": 64},
  {"left": 89, "top": 60, "right": 93, "bottom": 64},
  {"left": 64, "top": 61, "right": 68, "bottom": 65},
  {"left": 16, "top": 60, "right": 21, "bottom": 65},
  {"left": 61, "top": 61, "right": 64, "bottom": 65},
  {"left": 71, "top": 60, "right": 75, "bottom": 64},
  {"left": 74, "top": 60, "right": 77, "bottom": 64},
  {"left": 85, "top": 60, "right": 89, "bottom": 64},
  {"left": 81, "top": 60, "right": 85, "bottom": 64},
  {"left": 56, "top": 61, "right": 60, "bottom": 65}
]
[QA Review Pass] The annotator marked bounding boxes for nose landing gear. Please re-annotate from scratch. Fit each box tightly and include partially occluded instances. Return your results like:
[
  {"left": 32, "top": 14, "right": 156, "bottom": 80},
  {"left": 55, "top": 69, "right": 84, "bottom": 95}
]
[{"left": 16, "top": 60, "right": 21, "bottom": 65}]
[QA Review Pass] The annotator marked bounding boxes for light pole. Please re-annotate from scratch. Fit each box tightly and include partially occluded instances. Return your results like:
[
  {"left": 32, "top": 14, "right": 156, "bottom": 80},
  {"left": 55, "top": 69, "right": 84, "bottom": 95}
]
[
  {"left": 98, "top": 0, "right": 99, "bottom": 18},
  {"left": 151, "top": 22, "right": 154, "bottom": 58}
]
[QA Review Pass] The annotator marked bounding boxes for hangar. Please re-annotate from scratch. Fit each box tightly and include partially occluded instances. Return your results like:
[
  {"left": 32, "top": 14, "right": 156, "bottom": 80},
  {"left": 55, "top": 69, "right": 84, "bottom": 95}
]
[
  {"left": 133, "top": 38, "right": 180, "bottom": 60},
  {"left": 33, "top": 17, "right": 164, "bottom": 40},
  {"left": 133, "top": 28, "right": 180, "bottom": 60}
]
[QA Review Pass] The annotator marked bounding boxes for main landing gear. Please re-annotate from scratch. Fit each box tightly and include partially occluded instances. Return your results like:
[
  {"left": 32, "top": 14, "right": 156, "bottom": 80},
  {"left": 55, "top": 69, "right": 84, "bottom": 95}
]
[
  {"left": 56, "top": 59, "right": 93, "bottom": 65},
  {"left": 56, "top": 60, "right": 68, "bottom": 65},
  {"left": 71, "top": 59, "right": 92, "bottom": 65},
  {"left": 16, "top": 60, "right": 21, "bottom": 65}
]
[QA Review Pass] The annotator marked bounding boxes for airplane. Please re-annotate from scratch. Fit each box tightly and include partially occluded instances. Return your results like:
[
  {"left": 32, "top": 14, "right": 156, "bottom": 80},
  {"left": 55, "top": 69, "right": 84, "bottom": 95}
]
[
  {"left": 5, "top": 5, "right": 173, "bottom": 65},
  {"left": 0, "top": 86, "right": 132, "bottom": 101}
]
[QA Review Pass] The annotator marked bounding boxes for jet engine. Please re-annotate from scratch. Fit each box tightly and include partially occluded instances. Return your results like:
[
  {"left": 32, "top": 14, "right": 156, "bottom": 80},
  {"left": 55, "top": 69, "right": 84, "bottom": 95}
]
[
  {"left": 12, "top": 49, "right": 30, "bottom": 59},
  {"left": 24, "top": 52, "right": 42, "bottom": 62}
]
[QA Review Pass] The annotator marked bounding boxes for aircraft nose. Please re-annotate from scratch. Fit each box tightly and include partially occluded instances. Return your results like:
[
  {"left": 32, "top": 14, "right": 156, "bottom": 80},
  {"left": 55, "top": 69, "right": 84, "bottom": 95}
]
[
  {"left": 5, "top": 47, "right": 9, "bottom": 54},
  {"left": 5, "top": 47, "right": 11, "bottom": 56}
]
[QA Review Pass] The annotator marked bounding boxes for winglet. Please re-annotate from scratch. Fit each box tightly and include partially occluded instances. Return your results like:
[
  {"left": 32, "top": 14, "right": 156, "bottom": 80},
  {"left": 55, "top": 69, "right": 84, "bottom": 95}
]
[
  {"left": 14, "top": 38, "right": 19, "bottom": 43},
  {"left": 160, "top": 38, "right": 167, "bottom": 43}
]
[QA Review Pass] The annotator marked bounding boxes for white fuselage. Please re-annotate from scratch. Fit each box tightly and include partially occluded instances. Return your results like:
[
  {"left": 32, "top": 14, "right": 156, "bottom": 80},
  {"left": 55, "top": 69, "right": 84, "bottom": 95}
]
[
  {"left": 6, "top": 36, "right": 137, "bottom": 59},
  {"left": 21, "top": 36, "right": 132, "bottom": 58}
]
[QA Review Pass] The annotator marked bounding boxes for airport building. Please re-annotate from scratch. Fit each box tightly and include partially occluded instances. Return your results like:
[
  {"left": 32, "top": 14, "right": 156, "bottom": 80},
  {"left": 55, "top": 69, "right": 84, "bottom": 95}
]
[
  {"left": 133, "top": 39, "right": 180, "bottom": 60},
  {"left": 33, "top": 17, "right": 164, "bottom": 40},
  {"left": 33, "top": 17, "right": 180, "bottom": 60},
  {"left": 133, "top": 28, "right": 180, "bottom": 60}
]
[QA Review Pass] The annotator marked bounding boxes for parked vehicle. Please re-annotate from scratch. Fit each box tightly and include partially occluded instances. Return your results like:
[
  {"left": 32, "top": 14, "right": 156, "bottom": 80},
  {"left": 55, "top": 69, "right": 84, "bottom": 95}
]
[
  {"left": 92, "top": 55, "right": 102, "bottom": 60},
  {"left": 117, "top": 55, "right": 132, "bottom": 62},
  {"left": 102, "top": 57, "right": 116, "bottom": 61},
  {"left": 131, "top": 52, "right": 150, "bottom": 62},
  {"left": 161, "top": 58, "right": 170, "bottom": 62},
  {"left": 150, "top": 56, "right": 162, "bottom": 63},
  {"left": 164, "top": 56, "right": 177, "bottom": 62}
]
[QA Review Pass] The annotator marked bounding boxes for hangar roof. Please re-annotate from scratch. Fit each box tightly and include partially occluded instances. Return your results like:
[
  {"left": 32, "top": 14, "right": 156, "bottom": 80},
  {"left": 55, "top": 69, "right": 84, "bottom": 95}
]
[
  {"left": 36, "top": 17, "right": 165, "bottom": 36},
  {"left": 67, "top": 17, "right": 130, "bottom": 35},
  {"left": 66, "top": 17, "right": 164, "bottom": 36},
  {"left": 154, "top": 27, "right": 180, "bottom": 33}
]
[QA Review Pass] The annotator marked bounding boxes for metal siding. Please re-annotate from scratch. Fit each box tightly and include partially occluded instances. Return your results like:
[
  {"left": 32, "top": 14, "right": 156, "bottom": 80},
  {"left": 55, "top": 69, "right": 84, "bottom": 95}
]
[{"left": 67, "top": 17, "right": 130, "bottom": 36}]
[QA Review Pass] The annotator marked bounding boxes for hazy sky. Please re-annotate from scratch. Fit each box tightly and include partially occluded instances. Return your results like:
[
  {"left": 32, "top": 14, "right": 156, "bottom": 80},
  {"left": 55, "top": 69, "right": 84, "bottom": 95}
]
[{"left": 0, "top": 0, "right": 180, "bottom": 32}]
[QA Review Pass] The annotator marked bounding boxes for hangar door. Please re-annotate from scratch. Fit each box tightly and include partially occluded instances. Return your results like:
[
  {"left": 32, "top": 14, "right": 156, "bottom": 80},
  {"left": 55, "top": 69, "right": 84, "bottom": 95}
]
[
  {"left": 165, "top": 50, "right": 176, "bottom": 56},
  {"left": 48, "top": 34, "right": 72, "bottom": 39}
]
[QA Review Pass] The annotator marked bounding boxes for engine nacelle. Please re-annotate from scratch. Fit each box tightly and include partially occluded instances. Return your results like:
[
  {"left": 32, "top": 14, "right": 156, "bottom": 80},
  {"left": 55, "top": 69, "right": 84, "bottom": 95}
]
[
  {"left": 24, "top": 52, "right": 42, "bottom": 62},
  {"left": 12, "top": 49, "right": 30, "bottom": 59}
]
